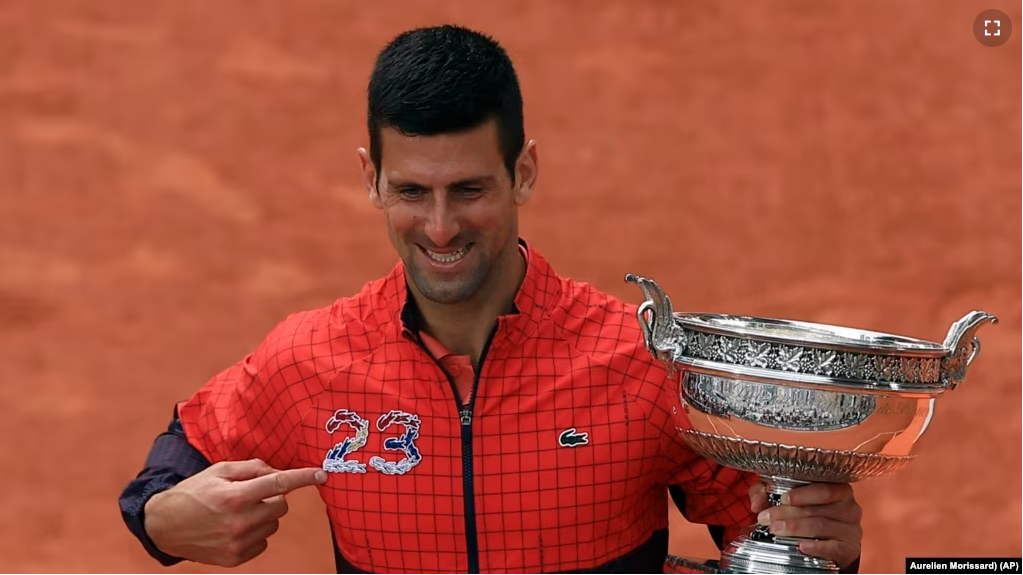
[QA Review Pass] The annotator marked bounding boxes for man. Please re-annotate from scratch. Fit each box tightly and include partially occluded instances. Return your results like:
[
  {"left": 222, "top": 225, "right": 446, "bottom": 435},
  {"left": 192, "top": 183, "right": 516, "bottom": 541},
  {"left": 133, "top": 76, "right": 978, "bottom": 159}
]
[{"left": 119, "top": 25, "right": 862, "bottom": 574}]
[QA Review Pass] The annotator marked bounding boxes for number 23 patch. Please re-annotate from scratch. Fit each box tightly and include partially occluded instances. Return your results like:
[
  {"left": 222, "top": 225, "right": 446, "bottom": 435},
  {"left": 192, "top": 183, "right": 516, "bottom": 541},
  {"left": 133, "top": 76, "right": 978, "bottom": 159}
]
[{"left": 322, "top": 409, "right": 422, "bottom": 476}]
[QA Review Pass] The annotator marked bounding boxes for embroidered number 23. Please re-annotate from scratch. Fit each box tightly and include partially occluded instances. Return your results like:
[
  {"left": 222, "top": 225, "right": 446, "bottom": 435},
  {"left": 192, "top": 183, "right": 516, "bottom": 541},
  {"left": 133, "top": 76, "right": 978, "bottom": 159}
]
[{"left": 322, "top": 409, "right": 422, "bottom": 476}]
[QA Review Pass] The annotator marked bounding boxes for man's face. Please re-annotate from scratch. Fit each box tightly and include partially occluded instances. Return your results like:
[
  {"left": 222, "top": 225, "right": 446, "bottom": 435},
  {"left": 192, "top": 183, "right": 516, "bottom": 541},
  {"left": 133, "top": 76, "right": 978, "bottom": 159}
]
[{"left": 359, "top": 119, "right": 538, "bottom": 305}]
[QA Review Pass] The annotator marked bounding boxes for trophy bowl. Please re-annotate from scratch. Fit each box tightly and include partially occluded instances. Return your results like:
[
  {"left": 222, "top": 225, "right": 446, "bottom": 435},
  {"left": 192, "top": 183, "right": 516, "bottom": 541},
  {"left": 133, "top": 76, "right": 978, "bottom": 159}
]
[{"left": 625, "top": 274, "right": 998, "bottom": 574}]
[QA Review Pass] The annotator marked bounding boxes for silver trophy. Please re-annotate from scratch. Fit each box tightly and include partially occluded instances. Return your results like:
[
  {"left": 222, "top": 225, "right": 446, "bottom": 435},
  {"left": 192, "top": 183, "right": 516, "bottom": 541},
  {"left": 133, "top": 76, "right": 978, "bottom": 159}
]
[{"left": 624, "top": 274, "right": 997, "bottom": 575}]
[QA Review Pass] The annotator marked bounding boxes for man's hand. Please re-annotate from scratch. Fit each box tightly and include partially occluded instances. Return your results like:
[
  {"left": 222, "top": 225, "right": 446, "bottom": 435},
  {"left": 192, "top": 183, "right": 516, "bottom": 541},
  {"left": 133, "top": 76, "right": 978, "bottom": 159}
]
[
  {"left": 143, "top": 459, "right": 328, "bottom": 567},
  {"left": 750, "top": 481, "right": 862, "bottom": 569}
]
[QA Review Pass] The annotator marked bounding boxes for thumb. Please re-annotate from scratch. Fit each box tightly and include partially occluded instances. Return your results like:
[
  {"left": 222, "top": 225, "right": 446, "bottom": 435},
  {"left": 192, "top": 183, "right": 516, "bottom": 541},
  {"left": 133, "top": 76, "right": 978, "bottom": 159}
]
[{"left": 216, "top": 459, "right": 277, "bottom": 481}]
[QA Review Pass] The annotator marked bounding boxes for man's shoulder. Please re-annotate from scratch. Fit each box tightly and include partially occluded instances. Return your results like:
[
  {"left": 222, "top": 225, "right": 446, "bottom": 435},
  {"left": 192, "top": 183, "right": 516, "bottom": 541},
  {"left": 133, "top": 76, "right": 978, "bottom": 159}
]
[
  {"left": 554, "top": 274, "right": 641, "bottom": 329},
  {"left": 550, "top": 274, "right": 648, "bottom": 354},
  {"left": 547, "top": 274, "right": 672, "bottom": 410},
  {"left": 249, "top": 268, "right": 405, "bottom": 381}
]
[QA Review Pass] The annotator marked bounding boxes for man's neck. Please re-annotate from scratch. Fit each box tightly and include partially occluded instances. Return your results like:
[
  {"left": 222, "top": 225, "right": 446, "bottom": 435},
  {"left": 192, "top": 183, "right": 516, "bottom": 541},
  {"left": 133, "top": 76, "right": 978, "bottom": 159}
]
[{"left": 412, "top": 245, "right": 526, "bottom": 366}]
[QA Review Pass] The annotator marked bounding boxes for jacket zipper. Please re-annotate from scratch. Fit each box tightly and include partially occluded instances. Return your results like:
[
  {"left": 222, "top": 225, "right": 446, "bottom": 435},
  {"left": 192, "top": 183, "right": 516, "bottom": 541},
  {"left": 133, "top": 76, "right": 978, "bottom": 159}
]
[{"left": 406, "top": 327, "right": 498, "bottom": 574}]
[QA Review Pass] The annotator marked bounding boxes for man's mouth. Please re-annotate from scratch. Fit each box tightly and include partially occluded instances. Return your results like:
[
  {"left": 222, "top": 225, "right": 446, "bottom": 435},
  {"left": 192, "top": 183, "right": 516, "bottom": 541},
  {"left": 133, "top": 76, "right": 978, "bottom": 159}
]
[{"left": 421, "top": 244, "right": 469, "bottom": 264}]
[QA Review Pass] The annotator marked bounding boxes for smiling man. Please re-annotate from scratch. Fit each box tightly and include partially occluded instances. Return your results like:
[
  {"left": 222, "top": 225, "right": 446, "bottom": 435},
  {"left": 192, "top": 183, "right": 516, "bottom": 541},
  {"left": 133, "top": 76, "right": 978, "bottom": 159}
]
[{"left": 118, "top": 25, "right": 863, "bottom": 574}]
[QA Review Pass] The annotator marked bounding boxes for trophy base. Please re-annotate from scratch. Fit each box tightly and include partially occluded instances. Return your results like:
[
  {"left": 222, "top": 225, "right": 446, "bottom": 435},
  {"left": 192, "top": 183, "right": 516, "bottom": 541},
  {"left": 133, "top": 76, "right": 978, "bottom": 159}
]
[
  {"left": 719, "top": 531, "right": 839, "bottom": 574},
  {"left": 666, "top": 540, "right": 838, "bottom": 574}
]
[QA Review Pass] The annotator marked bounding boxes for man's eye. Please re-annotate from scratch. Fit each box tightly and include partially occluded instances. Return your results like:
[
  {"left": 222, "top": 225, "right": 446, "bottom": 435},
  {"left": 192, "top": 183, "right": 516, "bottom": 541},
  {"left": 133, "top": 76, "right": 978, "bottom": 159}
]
[
  {"left": 398, "top": 187, "right": 426, "bottom": 197},
  {"left": 460, "top": 187, "right": 484, "bottom": 195}
]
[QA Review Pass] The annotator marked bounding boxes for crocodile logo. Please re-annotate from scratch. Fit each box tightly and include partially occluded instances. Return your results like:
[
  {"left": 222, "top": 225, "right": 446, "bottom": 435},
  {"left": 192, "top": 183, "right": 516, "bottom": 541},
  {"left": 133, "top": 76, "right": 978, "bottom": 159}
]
[{"left": 558, "top": 428, "right": 589, "bottom": 447}]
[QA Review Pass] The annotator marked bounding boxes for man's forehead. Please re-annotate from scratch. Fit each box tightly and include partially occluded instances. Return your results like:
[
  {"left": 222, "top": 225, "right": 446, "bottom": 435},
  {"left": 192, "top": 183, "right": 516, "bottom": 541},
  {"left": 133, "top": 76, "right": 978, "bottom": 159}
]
[
  {"left": 380, "top": 148, "right": 506, "bottom": 187},
  {"left": 376, "top": 122, "right": 508, "bottom": 186},
  {"left": 384, "top": 169, "right": 501, "bottom": 189}
]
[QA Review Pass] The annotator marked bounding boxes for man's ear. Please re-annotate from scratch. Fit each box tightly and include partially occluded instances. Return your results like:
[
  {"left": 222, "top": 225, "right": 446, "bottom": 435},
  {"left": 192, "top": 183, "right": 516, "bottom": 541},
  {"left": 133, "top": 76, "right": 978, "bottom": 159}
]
[
  {"left": 513, "top": 139, "right": 539, "bottom": 206},
  {"left": 358, "top": 147, "right": 383, "bottom": 209}
]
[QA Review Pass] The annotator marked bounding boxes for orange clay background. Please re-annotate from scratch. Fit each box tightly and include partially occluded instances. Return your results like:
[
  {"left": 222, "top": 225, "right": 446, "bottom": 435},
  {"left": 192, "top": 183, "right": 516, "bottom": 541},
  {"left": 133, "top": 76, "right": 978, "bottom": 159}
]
[{"left": 0, "top": 1, "right": 1019, "bottom": 573}]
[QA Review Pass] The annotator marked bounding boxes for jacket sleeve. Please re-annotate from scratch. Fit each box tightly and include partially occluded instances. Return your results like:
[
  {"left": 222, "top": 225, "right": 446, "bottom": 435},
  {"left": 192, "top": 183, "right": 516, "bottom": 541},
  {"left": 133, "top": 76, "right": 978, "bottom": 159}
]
[
  {"left": 175, "top": 331, "right": 305, "bottom": 469},
  {"left": 660, "top": 428, "right": 761, "bottom": 547},
  {"left": 119, "top": 316, "right": 310, "bottom": 566},
  {"left": 118, "top": 408, "right": 212, "bottom": 566}
]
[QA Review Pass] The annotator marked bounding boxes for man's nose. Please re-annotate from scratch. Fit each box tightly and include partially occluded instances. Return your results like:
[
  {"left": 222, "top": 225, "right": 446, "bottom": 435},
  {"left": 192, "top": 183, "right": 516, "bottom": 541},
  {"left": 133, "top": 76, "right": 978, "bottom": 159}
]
[{"left": 424, "top": 194, "right": 460, "bottom": 247}]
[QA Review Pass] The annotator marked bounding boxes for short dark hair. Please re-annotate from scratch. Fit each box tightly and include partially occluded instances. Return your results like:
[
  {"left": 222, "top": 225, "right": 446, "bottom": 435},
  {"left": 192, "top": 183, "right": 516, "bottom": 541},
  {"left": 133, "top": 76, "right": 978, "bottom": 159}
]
[{"left": 367, "top": 25, "right": 525, "bottom": 181}]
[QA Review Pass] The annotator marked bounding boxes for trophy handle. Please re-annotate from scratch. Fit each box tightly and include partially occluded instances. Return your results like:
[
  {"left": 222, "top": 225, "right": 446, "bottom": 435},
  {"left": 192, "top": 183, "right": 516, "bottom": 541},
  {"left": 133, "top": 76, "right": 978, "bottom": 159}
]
[
  {"left": 636, "top": 300, "right": 658, "bottom": 353},
  {"left": 626, "top": 274, "right": 683, "bottom": 370},
  {"left": 941, "top": 311, "right": 998, "bottom": 390}
]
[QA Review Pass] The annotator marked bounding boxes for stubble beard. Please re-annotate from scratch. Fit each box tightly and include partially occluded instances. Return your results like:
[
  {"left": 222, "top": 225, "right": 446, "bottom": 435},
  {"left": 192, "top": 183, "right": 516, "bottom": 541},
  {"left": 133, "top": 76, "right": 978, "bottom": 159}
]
[{"left": 405, "top": 247, "right": 494, "bottom": 306}]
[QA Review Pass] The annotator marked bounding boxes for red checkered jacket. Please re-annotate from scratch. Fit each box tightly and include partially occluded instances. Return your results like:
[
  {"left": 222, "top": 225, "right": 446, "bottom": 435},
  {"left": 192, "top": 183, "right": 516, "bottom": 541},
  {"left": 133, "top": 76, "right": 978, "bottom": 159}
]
[{"left": 129, "top": 239, "right": 759, "bottom": 573}]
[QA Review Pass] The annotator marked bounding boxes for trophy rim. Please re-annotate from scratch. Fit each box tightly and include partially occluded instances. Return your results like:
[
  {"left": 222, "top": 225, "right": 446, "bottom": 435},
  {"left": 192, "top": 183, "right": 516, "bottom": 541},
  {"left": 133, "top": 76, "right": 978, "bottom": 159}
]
[
  {"left": 674, "top": 312, "right": 948, "bottom": 356},
  {"left": 626, "top": 273, "right": 997, "bottom": 393}
]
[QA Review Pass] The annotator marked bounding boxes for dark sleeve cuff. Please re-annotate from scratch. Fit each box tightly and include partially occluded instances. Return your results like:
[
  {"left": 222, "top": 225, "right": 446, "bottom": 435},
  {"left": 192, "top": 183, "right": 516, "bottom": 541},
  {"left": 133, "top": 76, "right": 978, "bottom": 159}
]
[
  {"left": 120, "top": 477, "right": 186, "bottom": 566},
  {"left": 119, "top": 414, "right": 211, "bottom": 567}
]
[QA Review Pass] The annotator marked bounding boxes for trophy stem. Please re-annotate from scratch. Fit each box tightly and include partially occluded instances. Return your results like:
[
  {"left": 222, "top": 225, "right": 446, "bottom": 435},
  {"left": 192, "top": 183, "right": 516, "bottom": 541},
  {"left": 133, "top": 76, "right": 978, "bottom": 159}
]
[
  {"left": 750, "top": 476, "right": 810, "bottom": 542},
  {"left": 764, "top": 476, "right": 808, "bottom": 503},
  {"left": 718, "top": 476, "right": 840, "bottom": 574}
]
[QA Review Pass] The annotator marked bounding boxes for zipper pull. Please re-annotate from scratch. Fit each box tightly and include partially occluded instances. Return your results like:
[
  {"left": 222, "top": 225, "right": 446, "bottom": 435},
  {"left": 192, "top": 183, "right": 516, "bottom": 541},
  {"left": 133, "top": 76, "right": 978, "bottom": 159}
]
[{"left": 460, "top": 409, "right": 472, "bottom": 426}]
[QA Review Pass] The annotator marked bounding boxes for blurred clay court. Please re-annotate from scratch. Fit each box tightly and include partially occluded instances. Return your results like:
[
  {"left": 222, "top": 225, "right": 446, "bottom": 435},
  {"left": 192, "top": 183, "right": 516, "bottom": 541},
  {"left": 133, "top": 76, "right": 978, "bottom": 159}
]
[{"left": 0, "top": 1, "right": 1019, "bottom": 573}]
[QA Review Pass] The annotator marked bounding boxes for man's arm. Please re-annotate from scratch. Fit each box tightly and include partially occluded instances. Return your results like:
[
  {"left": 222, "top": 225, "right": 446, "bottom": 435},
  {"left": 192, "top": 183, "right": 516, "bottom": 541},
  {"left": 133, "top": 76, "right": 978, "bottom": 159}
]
[
  {"left": 119, "top": 408, "right": 211, "bottom": 566},
  {"left": 120, "top": 405, "right": 327, "bottom": 568},
  {"left": 119, "top": 311, "right": 332, "bottom": 567}
]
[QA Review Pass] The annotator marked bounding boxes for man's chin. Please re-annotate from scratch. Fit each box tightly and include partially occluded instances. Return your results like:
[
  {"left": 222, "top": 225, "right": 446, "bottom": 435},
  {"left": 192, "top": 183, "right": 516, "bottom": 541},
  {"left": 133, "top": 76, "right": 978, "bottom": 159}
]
[
  {"left": 419, "top": 289, "right": 476, "bottom": 306},
  {"left": 406, "top": 273, "right": 474, "bottom": 306}
]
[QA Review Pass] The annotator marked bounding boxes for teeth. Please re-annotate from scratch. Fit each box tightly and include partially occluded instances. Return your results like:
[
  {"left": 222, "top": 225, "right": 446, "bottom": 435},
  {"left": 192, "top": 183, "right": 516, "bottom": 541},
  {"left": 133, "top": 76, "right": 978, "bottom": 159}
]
[{"left": 425, "top": 246, "right": 466, "bottom": 263}]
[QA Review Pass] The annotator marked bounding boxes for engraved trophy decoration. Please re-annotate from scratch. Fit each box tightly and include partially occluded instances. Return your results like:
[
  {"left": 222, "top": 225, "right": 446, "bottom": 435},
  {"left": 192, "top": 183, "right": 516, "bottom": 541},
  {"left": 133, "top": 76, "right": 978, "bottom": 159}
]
[{"left": 624, "top": 274, "right": 997, "bottom": 574}]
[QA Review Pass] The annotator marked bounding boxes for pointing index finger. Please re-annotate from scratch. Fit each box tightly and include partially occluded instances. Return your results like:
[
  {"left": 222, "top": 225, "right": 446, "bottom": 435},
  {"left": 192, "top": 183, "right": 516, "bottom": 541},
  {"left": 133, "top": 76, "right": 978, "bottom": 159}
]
[{"left": 237, "top": 467, "right": 328, "bottom": 500}]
